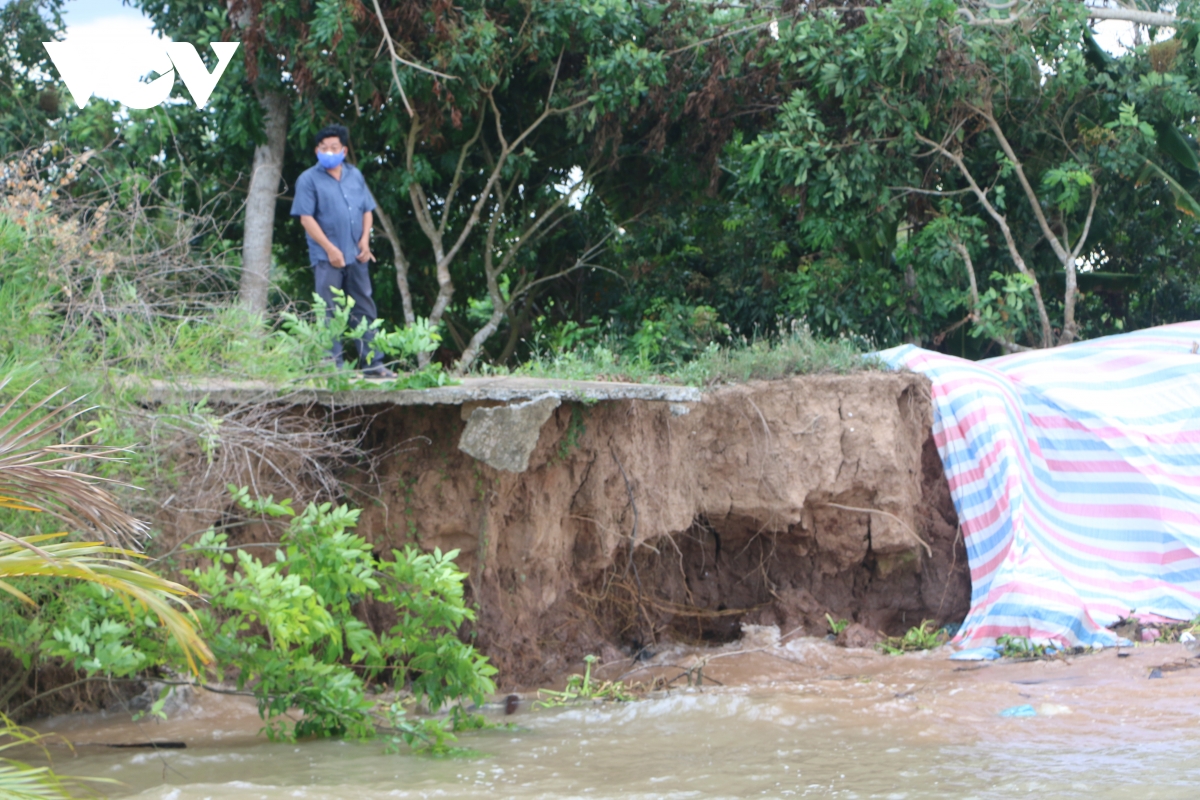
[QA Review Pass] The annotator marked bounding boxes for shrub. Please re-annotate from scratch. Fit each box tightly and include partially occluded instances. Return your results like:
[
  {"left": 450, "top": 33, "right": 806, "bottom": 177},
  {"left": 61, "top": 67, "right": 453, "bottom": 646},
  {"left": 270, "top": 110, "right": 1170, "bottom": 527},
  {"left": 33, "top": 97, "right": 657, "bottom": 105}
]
[{"left": 185, "top": 488, "right": 497, "bottom": 741}]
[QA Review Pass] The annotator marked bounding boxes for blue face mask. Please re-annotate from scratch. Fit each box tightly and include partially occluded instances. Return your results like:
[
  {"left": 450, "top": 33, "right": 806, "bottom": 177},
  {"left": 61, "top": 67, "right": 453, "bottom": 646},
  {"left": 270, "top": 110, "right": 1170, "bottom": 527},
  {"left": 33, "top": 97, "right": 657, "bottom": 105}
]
[{"left": 317, "top": 150, "right": 345, "bottom": 169}]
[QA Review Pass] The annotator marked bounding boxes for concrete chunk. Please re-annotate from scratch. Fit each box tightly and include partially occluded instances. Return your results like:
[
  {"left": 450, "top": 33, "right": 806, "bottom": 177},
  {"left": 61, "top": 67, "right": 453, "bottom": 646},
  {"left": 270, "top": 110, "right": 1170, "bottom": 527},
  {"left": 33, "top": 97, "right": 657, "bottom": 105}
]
[{"left": 458, "top": 394, "right": 562, "bottom": 472}]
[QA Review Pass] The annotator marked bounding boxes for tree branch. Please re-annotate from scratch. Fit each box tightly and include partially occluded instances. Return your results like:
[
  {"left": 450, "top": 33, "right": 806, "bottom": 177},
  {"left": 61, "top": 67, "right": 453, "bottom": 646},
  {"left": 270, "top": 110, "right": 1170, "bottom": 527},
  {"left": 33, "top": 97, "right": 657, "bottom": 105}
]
[
  {"left": 888, "top": 185, "right": 975, "bottom": 198},
  {"left": 1060, "top": 180, "right": 1100, "bottom": 345},
  {"left": 948, "top": 232, "right": 1032, "bottom": 353},
  {"left": 438, "top": 110, "right": 487, "bottom": 238},
  {"left": 455, "top": 164, "right": 604, "bottom": 373},
  {"left": 396, "top": 47, "right": 592, "bottom": 362},
  {"left": 972, "top": 103, "right": 1073, "bottom": 267},
  {"left": 404, "top": 114, "right": 439, "bottom": 251},
  {"left": 510, "top": 234, "right": 612, "bottom": 300},
  {"left": 948, "top": 233, "right": 981, "bottom": 317},
  {"left": 666, "top": 18, "right": 777, "bottom": 56},
  {"left": 914, "top": 132, "right": 1055, "bottom": 347},
  {"left": 369, "top": 0, "right": 458, "bottom": 119},
  {"left": 370, "top": 0, "right": 413, "bottom": 116},
  {"left": 1086, "top": 5, "right": 1179, "bottom": 27},
  {"left": 958, "top": 1, "right": 1180, "bottom": 27},
  {"left": 454, "top": 178, "right": 517, "bottom": 373},
  {"left": 424, "top": 73, "right": 584, "bottom": 330}
]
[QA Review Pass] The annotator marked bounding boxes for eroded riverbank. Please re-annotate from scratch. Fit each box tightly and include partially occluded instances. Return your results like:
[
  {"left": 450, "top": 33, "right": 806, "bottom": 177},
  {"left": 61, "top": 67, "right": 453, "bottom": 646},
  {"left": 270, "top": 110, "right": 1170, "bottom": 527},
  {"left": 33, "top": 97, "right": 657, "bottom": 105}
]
[{"left": 30, "top": 637, "right": 1200, "bottom": 798}]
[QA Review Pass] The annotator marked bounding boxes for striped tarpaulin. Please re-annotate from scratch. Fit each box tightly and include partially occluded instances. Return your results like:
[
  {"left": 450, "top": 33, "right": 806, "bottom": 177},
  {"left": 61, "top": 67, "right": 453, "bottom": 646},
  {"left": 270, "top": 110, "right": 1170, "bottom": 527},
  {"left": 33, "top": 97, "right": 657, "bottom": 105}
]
[{"left": 879, "top": 321, "right": 1200, "bottom": 647}]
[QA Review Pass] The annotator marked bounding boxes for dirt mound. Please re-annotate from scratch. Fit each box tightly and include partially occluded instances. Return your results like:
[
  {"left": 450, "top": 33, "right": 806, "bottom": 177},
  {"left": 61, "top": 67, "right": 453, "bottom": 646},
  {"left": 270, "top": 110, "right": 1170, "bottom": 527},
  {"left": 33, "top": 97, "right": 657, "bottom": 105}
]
[{"left": 350, "top": 372, "right": 968, "bottom": 688}]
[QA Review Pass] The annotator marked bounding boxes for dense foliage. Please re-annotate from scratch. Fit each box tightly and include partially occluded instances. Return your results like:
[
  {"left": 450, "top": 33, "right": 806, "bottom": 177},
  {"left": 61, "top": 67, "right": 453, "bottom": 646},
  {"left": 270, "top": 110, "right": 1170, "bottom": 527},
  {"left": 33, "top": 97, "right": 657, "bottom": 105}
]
[
  {"left": 1, "top": 486, "right": 497, "bottom": 748},
  {"left": 6, "top": 0, "right": 1197, "bottom": 362},
  {"left": 185, "top": 489, "right": 496, "bottom": 740},
  {"left": 734, "top": 0, "right": 1200, "bottom": 353}
]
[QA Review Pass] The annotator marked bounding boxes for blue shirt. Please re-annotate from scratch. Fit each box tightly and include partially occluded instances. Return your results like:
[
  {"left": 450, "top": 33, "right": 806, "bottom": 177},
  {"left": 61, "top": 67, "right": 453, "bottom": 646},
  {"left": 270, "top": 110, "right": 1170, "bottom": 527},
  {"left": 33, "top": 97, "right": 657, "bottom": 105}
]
[{"left": 290, "top": 162, "right": 377, "bottom": 266}]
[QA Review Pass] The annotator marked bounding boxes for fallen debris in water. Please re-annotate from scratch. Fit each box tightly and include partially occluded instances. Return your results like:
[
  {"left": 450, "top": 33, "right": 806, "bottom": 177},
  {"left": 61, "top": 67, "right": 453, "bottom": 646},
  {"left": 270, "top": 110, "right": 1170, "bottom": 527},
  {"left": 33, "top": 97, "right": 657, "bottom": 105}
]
[
  {"left": 999, "top": 704, "right": 1037, "bottom": 718},
  {"left": 950, "top": 647, "right": 1001, "bottom": 662},
  {"left": 835, "top": 623, "right": 882, "bottom": 649}
]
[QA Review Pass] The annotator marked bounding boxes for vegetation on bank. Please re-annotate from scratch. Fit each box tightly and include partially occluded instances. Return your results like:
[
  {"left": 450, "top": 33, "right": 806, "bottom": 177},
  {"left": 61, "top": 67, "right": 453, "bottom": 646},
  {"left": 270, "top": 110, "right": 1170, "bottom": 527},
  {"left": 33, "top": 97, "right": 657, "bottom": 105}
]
[
  {"left": 8, "top": 0, "right": 1200, "bottom": 371},
  {"left": 0, "top": 158, "right": 495, "bottom": 790},
  {"left": 491, "top": 320, "right": 881, "bottom": 387},
  {"left": 3, "top": 0, "right": 1200, "bottom": 789},
  {"left": 0, "top": 394, "right": 212, "bottom": 797},
  {"left": 0, "top": 147, "right": 879, "bottom": 792},
  {"left": 0, "top": 140, "right": 877, "bottom": 717}
]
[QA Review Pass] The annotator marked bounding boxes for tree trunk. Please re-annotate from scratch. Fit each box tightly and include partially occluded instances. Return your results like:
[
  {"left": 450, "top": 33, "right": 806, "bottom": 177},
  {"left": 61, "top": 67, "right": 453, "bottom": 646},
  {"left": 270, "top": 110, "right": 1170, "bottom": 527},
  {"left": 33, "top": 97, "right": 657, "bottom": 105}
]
[
  {"left": 373, "top": 206, "right": 416, "bottom": 327},
  {"left": 239, "top": 90, "right": 288, "bottom": 313}
]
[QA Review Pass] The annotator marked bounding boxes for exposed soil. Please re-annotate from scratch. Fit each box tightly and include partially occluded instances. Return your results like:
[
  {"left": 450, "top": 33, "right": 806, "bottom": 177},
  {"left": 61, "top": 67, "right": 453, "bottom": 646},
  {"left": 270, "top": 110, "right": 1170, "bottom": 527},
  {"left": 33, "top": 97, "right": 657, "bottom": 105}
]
[
  {"left": 343, "top": 372, "right": 969, "bottom": 689},
  {"left": 0, "top": 654, "right": 148, "bottom": 722}
]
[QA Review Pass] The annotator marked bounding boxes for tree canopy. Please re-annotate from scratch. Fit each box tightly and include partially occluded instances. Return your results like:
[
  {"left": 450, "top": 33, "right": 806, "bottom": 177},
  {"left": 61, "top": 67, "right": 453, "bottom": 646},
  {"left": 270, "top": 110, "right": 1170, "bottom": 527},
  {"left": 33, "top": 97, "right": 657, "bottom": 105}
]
[{"left": 7, "top": 0, "right": 1200, "bottom": 365}]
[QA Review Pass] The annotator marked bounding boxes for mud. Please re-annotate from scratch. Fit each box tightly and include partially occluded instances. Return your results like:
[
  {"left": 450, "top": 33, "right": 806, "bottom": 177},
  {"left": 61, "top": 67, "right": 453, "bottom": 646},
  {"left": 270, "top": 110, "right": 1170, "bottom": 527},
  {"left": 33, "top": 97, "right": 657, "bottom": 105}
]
[{"left": 333, "top": 372, "right": 969, "bottom": 688}]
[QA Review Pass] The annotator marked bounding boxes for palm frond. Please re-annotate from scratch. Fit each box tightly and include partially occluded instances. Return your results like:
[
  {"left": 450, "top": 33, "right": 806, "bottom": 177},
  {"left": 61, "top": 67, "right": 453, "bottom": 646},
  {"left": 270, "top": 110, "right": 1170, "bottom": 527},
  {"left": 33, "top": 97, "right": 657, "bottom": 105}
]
[
  {"left": 0, "top": 379, "right": 145, "bottom": 548},
  {"left": 0, "top": 712, "right": 115, "bottom": 799}
]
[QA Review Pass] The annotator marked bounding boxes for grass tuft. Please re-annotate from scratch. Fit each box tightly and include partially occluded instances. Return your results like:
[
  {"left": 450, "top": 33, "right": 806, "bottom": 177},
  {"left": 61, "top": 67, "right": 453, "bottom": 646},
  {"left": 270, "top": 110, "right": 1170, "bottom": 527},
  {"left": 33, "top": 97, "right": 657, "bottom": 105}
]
[{"left": 483, "top": 322, "right": 882, "bottom": 388}]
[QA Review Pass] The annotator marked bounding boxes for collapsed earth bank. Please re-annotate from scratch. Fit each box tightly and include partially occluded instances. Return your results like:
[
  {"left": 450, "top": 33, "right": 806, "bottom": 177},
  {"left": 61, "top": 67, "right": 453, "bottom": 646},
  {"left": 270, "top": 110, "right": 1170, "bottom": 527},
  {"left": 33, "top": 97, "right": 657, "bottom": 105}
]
[{"left": 327, "top": 372, "right": 968, "bottom": 688}]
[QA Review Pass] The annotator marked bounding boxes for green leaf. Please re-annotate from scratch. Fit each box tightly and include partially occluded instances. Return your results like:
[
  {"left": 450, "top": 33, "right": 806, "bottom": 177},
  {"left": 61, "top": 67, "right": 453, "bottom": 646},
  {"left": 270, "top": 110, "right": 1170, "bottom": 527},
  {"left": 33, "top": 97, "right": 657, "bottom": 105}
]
[{"left": 1155, "top": 122, "right": 1200, "bottom": 174}]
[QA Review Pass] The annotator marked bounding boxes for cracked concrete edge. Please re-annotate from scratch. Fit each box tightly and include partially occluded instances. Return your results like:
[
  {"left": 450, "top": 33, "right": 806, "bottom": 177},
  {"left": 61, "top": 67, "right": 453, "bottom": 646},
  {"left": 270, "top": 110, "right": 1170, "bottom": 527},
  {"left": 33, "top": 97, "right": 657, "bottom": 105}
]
[
  {"left": 457, "top": 393, "right": 562, "bottom": 473},
  {"left": 132, "top": 378, "right": 702, "bottom": 407}
]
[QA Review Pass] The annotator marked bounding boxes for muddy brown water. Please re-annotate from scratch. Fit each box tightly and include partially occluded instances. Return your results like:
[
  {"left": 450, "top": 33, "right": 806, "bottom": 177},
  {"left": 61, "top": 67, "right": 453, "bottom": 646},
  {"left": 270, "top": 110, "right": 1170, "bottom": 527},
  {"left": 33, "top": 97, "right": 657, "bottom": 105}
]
[{"left": 28, "top": 639, "right": 1200, "bottom": 799}]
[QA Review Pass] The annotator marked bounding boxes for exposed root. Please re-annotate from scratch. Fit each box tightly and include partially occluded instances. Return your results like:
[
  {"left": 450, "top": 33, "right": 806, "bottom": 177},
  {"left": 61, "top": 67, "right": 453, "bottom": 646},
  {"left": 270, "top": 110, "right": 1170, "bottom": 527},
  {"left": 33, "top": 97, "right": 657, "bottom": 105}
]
[
  {"left": 820, "top": 502, "right": 933, "bottom": 557},
  {"left": 142, "top": 401, "right": 381, "bottom": 562}
]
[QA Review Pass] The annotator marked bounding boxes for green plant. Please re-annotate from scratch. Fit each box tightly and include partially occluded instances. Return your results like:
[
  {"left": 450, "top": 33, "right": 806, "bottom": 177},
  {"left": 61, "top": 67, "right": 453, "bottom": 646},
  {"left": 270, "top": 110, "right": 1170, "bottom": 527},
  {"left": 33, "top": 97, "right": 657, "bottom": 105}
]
[
  {"left": 381, "top": 702, "right": 491, "bottom": 757},
  {"left": 510, "top": 319, "right": 877, "bottom": 387},
  {"left": 0, "top": 386, "right": 210, "bottom": 677},
  {"left": 384, "top": 363, "right": 456, "bottom": 390},
  {"left": 973, "top": 272, "right": 1038, "bottom": 349},
  {"left": 279, "top": 289, "right": 443, "bottom": 387},
  {"left": 1, "top": 534, "right": 209, "bottom": 669},
  {"left": 555, "top": 405, "right": 587, "bottom": 462},
  {"left": 825, "top": 614, "right": 850, "bottom": 635},
  {"left": 0, "top": 388, "right": 210, "bottom": 792},
  {"left": 878, "top": 620, "right": 943, "bottom": 655},
  {"left": 533, "top": 655, "right": 636, "bottom": 708},
  {"left": 996, "top": 635, "right": 1050, "bottom": 659},
  {"left": 185, "top": 487, "right": 496, "bottom": 741}
]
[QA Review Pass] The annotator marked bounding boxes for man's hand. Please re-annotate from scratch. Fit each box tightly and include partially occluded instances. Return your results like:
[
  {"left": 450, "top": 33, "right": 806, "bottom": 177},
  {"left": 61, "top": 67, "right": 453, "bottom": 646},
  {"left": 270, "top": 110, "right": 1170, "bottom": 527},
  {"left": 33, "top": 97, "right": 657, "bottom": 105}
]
[
  {"left": 300, "top": 216, "right": 346, "bottom": 268},
  {"left": 357, "top": 238, "right": 375, "bottom": 264}
]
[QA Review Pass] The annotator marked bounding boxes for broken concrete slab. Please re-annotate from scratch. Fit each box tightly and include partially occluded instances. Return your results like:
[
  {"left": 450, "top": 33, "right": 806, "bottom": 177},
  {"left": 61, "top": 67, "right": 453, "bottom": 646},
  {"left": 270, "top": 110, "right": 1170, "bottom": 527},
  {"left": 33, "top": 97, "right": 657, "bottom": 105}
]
[{"left": 458, "top": 393, "right": 562, "bottom": 472}]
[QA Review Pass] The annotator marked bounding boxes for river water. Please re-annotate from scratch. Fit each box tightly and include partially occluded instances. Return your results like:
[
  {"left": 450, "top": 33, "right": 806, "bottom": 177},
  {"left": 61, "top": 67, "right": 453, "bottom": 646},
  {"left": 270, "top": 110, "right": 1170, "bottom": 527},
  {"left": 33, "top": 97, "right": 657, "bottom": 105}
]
[{"left": 30, "top": 637, "right": 1200, "bottom": 799}]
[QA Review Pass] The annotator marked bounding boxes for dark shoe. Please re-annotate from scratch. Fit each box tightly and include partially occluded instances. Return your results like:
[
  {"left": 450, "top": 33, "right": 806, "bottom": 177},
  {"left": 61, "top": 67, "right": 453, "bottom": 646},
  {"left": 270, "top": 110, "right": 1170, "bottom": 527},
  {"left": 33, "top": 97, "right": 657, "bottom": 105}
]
[{"left": 361, "top": 366, "right": 398, "bottom": 379}]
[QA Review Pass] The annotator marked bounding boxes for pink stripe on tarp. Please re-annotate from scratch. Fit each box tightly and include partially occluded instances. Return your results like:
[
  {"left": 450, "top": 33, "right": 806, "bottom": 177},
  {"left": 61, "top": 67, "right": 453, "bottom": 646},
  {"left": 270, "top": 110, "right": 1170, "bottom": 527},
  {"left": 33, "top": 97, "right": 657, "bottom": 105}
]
[
  {"left": 944, "top": 438, "right": 1012, "bottom": 494},
  {"left": 1004, "top": 353, "right": 1160, "bottom": 379},
  {"left": 1027, "top": 541, "right": 1200, "bottom": 595},
  {"left": 969, "top": 543, "right": 1013, "bottom": 584},
  {"left": 1039, "top": 459, "right": 1200, "bottom": 488},
  {"left": 978, "top": 449, "right": 1200, "bottom": 563},
  {"left": 1024, "top": 412, "right": 1200, "bottom": 446}
]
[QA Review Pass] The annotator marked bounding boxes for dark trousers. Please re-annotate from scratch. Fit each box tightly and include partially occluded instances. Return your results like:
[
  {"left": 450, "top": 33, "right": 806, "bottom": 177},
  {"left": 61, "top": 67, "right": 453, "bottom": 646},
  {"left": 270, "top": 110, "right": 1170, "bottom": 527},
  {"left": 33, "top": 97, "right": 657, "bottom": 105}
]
[{"left": 313, "top": 260, "right": 384, "bottom": 369}]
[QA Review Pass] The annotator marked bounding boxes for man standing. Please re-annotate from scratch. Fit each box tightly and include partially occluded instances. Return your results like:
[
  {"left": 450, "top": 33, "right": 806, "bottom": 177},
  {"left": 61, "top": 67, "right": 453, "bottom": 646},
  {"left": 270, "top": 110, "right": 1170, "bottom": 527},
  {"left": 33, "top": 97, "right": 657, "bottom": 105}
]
[{"left": 290, "top": 124, "right": 396, "bottom": 377}]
